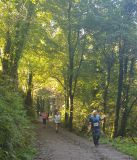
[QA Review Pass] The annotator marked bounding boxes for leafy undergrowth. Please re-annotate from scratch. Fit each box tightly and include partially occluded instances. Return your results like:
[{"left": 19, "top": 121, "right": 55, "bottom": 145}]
[
  {"left": 100, "top": 137, "right": 137, "bottom": 160},
  {"left": 0, "top": 86, "right": 36, "bottom": 160}
]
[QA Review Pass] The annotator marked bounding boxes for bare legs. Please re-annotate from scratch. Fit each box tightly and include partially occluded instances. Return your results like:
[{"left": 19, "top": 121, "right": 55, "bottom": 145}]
[{"left": 55, "top": 123, "right": 60, "bottom": 133}]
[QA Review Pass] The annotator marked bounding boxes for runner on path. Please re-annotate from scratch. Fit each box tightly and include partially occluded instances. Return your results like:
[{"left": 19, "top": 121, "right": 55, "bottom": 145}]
[
  {"left": 54, "top": 111, "right": 61, "bottom": 133},
  {"left": 42, "top": 112, "right": 48, "bottom": 128},
  {"left": 89, "top": 110, "right": 105, "bottom": 147}
]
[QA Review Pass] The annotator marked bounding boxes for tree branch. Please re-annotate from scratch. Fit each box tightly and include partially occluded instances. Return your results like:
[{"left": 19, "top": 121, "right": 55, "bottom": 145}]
[
  {"left": 72, "top": 39, "right": 86, "bottom": 97},
  {"left": 73, "top": 30, "right": 80, "bottom": 54},
  {"left": 127, "top": 97, "right": 137, "bottom": 115},
  {"left": 51, "top": 76, "right": 66, "bottom": 90}
]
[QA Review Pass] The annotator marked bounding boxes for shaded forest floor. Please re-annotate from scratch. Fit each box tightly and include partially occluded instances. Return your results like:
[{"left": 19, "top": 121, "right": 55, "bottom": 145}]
[{"left": 34, "top": 120, "right": 133, "bottom": 160}]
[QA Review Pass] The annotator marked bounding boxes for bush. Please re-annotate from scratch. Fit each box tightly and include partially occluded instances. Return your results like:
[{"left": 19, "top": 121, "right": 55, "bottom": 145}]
[{"left": 0, "top": 87, "right": 35, "bottom": 160}]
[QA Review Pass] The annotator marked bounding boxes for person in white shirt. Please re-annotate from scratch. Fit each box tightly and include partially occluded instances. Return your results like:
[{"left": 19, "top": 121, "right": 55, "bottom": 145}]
[{"left": 54, "top": 111, "right": 61, "bottom": 133}]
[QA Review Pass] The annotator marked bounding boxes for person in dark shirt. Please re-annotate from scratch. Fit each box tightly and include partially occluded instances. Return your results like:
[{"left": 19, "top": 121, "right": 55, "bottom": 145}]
[{"left": 89, "top": 110, "right": 105, "bottom": 146}]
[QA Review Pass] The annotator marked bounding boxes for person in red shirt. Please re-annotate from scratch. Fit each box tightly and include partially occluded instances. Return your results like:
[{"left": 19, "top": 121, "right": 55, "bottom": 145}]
[{"left": 42, "top": 112, "right": 47, "bottom": 128}]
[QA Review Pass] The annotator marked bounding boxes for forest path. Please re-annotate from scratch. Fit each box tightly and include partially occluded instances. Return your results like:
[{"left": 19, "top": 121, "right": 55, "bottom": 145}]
[{"left": 34, "top": 121, "right": 133, "bottom": 160}]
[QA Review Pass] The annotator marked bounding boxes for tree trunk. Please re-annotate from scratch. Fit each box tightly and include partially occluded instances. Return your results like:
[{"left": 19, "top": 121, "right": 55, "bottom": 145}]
[
  {"left": 25, "top": 71, "right": 33, "bottom": 112},
  {"left": 2, "top": 2, "right": 36, "bottom": 88},
  {"left": 68, "top": 57, "right": 74, "bottom": 131},
  {"left": 36, "top": 97, "right": 40, "bottom": 116},
  {"left": 119, "top": 57, "right": 135, "bottom": 137},
  {"left": 2, "top": 31, "right": 11, "bottom": 80},
  {"left": 10, "top": 62, "right": 19, "bottom": 89},
  {"left": 113, "top": 42, "right": 124, "bottom": 138},
  {"left": 69, "top": 95, "right": 74, "bottom": 131},
  {"left": 67, "top": 0, "right": 74, "bottom": 131},
  {"left": 65, "top": 91, "right": 70, "bottom": 127},
  {"left": 103, "top": 64, "right": 111, "bottom": 133},
  {"left": 119, "top": 108, "right": 128, "bottom": 136},
  {"left": 63, "top": 75, "right": 69, "bottom": 126},
  {"left": 67, "top": 0, "right": 83, "bottom": 130}
]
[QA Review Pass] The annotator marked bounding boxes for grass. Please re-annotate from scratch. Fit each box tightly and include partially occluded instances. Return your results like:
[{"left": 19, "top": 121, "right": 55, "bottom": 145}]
[{"left": 100, "top": 137, "right": 137, "bottom": 160}]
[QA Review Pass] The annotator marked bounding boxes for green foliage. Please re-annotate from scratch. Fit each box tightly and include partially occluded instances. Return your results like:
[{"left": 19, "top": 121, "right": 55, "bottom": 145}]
[
  {"left": 73, "top": 100, "right": 89, "bottom": 132},
  {"left": 101, "top": 137, "right": 137, "bottom": 159},
  {"left": 0, "top": 87, "right": 35, "bottom": 160}
]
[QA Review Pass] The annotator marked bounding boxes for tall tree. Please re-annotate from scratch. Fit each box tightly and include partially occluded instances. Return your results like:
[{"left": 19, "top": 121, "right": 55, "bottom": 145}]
[{"left": 0, "top": 1, "right": 37, "bottom": 88}]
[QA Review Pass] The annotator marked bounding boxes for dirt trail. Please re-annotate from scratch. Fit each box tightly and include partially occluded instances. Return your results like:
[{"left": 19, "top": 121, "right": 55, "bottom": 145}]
[{"left": 34, "top": 122, "right": 133, "bottom": 160}]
